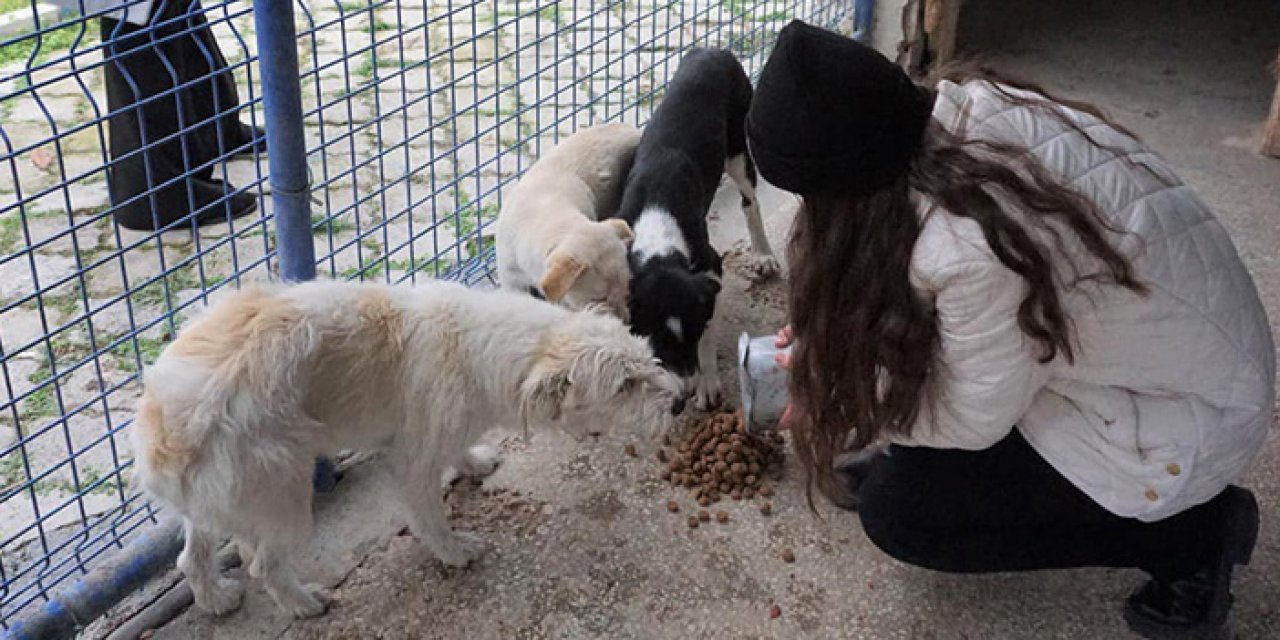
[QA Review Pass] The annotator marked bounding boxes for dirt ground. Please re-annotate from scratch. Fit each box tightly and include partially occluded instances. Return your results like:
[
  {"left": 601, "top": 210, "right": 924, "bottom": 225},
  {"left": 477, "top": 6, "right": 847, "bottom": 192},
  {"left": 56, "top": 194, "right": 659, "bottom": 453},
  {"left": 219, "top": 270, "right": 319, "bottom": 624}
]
[{"left": 101, "top": 1, "right": 1280, "bottom": 638}]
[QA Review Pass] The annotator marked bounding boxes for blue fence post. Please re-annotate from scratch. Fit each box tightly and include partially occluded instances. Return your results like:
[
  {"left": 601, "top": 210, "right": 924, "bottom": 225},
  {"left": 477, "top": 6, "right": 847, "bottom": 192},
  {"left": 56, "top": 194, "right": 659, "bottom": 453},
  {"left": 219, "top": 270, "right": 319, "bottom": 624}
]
[
  {"left": 252, "top": 0, "right": 337, "bottom": 493},
  {"left": 853, "top": 0, "right": 875, "bottom": 43}
]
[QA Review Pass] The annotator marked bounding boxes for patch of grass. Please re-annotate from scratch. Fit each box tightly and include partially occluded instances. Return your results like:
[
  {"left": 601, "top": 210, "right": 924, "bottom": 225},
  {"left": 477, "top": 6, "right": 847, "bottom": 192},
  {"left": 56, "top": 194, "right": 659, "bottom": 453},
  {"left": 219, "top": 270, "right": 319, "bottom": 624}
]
[
  {"left": 724, "top": 0, "right": 752, "bottom": 15},
  {"left": 0, "top": 19, "right": 98, "bottom": 69},
  {"left": 0, "top": 452, "right": 26, "bottom": 493},
  {"left": 311, "top": 212, "right": 357, "bottom": 236},
  {"left": 353, "top": 56, "right": 374, "bottom": 79},
  {"left": 370, "top": 15, "right": 395, "bottom": 32},
  {"left": 537, "top": 4, "right": 560, "bottom": 22},
  {"left": 109, "top": 335, "right": 166, "bottom": 373},
  {"left": 0, "top": 214, "right": 21, "bottom": 255},
  {"left": 129, "top": 263, "right": 200, "bottom": 308},
  {"left": 452, "top": 200, "right": 499, "bottom": 259},
  {"left": 336, "top": 0, "right": 368, "bottom": 13},
  {"left": 42, "top": 279, "right": 86, "bottom": 318},
  {"left": 762, "top": 10, "right": 790, "bottom": 21},
  {"left": 476, "top": 101, "right": 523, "bottom": 119},
  {"left": 20, "top": 366, "right": 57, "bottom": 425},
  {"left": 36, "top": 467, "right": 117, "bottom": 496},
  {"left": 341, "top": 254, "right": 454, "bottom": 280},
  {"left": 49, "top": 328, "right": 91, "bottom": 365}
]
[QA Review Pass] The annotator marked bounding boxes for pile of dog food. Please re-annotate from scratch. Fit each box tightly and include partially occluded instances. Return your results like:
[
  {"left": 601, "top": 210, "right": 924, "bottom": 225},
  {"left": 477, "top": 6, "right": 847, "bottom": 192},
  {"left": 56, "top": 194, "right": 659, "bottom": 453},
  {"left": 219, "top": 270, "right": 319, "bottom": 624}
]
[{"left": 656, "top": 410, "right": 785, "bottom": 520}]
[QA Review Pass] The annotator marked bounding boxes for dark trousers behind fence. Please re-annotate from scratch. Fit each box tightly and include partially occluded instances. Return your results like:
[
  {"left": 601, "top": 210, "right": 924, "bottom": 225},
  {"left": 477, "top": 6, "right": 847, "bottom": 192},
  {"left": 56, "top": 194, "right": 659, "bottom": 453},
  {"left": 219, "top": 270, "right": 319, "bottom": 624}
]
[{"left": 101, "top": 0, "right": 258, "bottom": 231}]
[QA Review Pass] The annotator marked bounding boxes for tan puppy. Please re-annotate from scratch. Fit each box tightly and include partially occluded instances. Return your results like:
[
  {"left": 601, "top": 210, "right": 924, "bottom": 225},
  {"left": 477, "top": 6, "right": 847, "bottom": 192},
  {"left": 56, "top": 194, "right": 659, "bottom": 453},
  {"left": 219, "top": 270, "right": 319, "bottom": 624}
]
[
  {"left": 496, "top": 123, "right": 641, "bottom": 321},
  {"left": 131, "top": 279, "right": 679, "bottom": 618}
]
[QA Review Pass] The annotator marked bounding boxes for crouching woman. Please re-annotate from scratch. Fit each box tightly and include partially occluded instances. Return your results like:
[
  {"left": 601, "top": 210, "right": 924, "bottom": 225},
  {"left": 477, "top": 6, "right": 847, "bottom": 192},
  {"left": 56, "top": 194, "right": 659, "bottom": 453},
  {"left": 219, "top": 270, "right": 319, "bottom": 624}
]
[{"left": 749, "top": 21, "right": 1274, "bottom": 639}]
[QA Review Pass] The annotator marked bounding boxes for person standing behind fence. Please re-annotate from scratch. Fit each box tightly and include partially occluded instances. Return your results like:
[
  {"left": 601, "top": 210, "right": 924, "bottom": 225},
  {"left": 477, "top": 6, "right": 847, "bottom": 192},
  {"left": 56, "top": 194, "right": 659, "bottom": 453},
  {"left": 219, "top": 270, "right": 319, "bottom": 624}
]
[{"left": 90, "top": 0, "right": 264, "bottom": 231}]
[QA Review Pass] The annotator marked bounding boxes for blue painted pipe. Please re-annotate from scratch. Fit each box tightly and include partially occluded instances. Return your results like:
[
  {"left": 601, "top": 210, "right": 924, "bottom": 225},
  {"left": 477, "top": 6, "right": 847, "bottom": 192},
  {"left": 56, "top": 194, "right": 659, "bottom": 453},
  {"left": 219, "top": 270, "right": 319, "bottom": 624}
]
[
  {"left": 255, "top": 0, "right": 314, "bottom": 284},
  {"left": 253, "top": 0, "right": 338, "bottom": 493},
  {"left": 853, "top": 0, "right": 875, "bottom": 43},
  {"left": 4, "top": 520, "right": 183, "bottom": 640}
]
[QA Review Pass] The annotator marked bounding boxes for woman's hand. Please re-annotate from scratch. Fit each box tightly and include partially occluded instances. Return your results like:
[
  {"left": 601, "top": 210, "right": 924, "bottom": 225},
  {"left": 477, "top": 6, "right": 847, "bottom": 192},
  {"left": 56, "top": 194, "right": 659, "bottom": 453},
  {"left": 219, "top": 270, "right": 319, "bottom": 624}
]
[
  {"left": 775, "top": 325, "right": 795, "bottom": 429},
  {"left": 774, "top": 325, "right": 793, "bottom": 371}
]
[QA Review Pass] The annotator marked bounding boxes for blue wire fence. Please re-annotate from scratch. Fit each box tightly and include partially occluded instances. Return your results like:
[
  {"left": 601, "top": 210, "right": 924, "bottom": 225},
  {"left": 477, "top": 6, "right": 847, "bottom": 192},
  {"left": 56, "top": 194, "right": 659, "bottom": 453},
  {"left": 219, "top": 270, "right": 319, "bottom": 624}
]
[{"left": 0, "top": 0, "right": 854, "bottom": 629}]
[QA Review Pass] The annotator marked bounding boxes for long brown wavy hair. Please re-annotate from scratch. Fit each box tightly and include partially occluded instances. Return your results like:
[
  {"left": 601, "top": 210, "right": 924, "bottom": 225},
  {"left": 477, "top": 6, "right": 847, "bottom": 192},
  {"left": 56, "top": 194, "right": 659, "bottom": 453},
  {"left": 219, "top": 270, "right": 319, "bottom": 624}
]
[{"left": 787, "top": 63, "right": 1155, "bottom": 508}]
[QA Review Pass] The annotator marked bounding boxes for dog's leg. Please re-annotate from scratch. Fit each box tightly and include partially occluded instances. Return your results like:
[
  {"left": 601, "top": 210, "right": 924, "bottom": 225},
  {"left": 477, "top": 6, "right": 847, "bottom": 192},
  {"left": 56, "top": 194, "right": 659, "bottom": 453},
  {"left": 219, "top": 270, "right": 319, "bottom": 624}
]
[
  {"left": 692, "top": 311, "right": 724, "bottom": 411},
  {"left": 179, "top": 520, "right": 244, "bottom": 616},
  {"left": 725, "top": 154, "right": 780, "bottom": 280},
  {"left": 397, "top": 446, "right": 488, "bottom": 567},
  {"left": 252, "top": 540, "right": 330, "bottom": 618},
  {"left": 440, "top": 443, "right": 503, "bottom": 490},
  {"left": 247, "top": 474, "right": 329, "bottom": 618}
]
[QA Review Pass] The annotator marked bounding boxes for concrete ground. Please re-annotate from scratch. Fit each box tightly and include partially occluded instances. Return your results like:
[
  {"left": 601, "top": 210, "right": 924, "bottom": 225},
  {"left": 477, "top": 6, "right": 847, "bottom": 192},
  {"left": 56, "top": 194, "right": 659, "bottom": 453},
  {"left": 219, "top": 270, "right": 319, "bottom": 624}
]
[{"left": 96, "top": 1, "right": 1279, "bottom": 638}]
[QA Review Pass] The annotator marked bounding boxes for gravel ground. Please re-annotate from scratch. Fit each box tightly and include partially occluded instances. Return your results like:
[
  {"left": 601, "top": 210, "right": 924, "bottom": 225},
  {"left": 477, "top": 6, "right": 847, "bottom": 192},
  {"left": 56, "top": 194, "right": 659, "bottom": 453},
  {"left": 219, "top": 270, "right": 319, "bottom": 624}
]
[{"left": 107, "top": 1, "right": 1280, "bottom": 638}]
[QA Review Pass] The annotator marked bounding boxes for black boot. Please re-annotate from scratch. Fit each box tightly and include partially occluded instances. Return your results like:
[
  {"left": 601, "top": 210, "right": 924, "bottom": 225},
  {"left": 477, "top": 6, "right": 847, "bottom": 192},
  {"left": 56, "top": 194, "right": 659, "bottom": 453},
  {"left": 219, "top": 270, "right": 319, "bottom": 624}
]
[
  {"left": 1123, "top": 486, "right": 1258, "bottom": 639},
  {"left": 192, "top": 178, "right": 259, "bottom": 228},
  {"left": 227, "top": 123, "right": 267, "bottom": 157},
  {"left": 828, "top": 447, "right": 886, "bottom": 511}
]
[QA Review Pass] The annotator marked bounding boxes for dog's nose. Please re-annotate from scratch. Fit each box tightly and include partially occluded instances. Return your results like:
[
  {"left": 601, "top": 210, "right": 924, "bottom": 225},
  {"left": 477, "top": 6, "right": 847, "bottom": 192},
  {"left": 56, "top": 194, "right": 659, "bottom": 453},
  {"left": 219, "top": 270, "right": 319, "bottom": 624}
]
[{"left": 671, "top": 394, "right": 687, "bottom": 415}]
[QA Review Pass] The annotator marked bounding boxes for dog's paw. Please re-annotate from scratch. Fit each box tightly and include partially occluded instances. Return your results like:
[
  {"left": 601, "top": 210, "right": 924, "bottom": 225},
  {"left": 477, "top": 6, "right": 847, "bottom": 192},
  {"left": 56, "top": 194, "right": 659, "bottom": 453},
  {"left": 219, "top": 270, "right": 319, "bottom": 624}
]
[
  {"left": 692, "top": 374, "right": 724, "bottom": 411},
  {"left": 460, "top": 444, "right": 502, "bottom": 479},
  {"left": 434, "top": 531, "right": 489, "bottom": 568},
  {"left": 283, "top": 584, "right": 331, "bottom": 619},
  {"left": 198, "top": 578, "right": 245, "bottom": 616},
  {"left": 744, "top": 253, "right": 781, "bottom": 281}
]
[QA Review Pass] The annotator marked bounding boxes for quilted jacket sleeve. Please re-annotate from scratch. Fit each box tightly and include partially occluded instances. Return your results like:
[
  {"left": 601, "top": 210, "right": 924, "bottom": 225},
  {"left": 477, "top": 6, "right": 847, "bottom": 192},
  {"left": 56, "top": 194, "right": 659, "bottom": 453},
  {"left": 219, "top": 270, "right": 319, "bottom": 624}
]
[{"left": 893, "top": 254, "right": 1048, "bottom": 451}]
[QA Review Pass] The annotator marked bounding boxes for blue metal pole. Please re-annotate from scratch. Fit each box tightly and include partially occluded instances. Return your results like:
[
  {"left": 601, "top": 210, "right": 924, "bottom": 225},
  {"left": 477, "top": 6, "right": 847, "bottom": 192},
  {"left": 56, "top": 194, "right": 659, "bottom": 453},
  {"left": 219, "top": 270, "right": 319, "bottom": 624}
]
[
  {"left": 4, "top": 519, "right": 184, "bottom": 640},
  {"left": 853, "top": 0, "right": 875, "bottom": 43},
  {"left": 255, "top": 0, "right": 314, "bottom": 283},
  {"left": 252, "top": 0, "right": 337, "bottom": 493}
]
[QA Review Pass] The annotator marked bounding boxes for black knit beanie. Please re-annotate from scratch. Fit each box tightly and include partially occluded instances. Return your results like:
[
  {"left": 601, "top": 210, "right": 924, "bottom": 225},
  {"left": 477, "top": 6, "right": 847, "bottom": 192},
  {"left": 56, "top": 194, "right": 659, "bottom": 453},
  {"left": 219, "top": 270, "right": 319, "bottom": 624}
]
[{"left": 746, "top": 20, "right": 935, "bottom": 196}]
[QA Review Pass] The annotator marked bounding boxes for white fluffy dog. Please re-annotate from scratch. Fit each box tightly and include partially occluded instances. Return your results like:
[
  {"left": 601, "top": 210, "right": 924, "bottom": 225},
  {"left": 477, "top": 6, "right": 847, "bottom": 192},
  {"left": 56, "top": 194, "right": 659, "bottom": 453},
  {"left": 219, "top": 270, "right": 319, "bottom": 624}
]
[
  {"left": 496, "top": 123, "right": 641, "bottom": 320},
  {"left": 131, "top": 279, "right": 679, "bottom": 618}
]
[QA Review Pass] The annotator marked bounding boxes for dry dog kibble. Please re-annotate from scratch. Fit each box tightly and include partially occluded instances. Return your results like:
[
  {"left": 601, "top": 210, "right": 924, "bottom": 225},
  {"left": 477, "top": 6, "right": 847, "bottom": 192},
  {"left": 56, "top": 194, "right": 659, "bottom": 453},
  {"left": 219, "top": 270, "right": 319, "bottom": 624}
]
[
  {"left": 687, "top": 515, "right": 700, "bottom": 529},
  {"left": 760, "top": 502, "right": 773, "bottom": 516},
  {"left": 759, "top": 484, "right": 774, "bottom": 497},
  {"left": 698, "top": 496, "right": 711, "bottom": 507},
  {"left": 657, "top": 410, "right": 787, "bottom": 505},
  {"left": 666, "top": 500, "right": 680, "bottom": 513},
  {"left": 698, "top": 510, "right": 711, "bottom": 522},
  {"left": 781, "top": 548, "right": 796, "bottom": 563},
  {"left": 625, "top": 444, "right": 638, "bottom": 458},
  {"left": 716, "top": 511, "right": 729, "bottom": 523}
]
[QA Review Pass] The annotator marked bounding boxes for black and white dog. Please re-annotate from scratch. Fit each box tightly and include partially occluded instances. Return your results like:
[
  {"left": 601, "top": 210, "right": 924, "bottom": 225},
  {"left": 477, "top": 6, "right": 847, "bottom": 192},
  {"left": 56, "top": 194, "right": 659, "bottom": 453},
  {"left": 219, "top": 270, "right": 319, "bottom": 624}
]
[{"left": 612, "top": 48, "right": 779, "bottom": 411}]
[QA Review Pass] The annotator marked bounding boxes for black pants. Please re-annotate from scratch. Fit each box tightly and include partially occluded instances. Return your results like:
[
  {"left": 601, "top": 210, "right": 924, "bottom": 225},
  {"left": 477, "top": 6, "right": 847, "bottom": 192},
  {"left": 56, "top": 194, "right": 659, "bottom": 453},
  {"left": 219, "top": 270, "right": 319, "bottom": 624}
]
[
  {"left": 101, "top": 0, "right": 251, "bottom": 230},
  {"left": 857, "top": 430, "right": 1230, "bottom": 582}
]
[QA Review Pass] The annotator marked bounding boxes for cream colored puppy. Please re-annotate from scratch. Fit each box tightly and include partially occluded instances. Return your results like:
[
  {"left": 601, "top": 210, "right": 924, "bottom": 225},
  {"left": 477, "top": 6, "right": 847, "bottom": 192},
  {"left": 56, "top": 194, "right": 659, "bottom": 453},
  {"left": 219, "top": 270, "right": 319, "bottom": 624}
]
[
  {"left": 496, "top": 123, "right": 641, "bottom": 320},
  {"left": 131, "top": 279, "right": 678, "bottom": 618}
]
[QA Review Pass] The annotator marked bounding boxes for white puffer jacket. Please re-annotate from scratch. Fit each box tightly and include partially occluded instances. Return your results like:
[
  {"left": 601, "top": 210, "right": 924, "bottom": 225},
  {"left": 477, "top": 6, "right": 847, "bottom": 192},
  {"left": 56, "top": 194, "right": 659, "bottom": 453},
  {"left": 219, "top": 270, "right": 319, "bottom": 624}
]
[{"left": 894, "top": 79, "right": 1275, "bottom": 522}]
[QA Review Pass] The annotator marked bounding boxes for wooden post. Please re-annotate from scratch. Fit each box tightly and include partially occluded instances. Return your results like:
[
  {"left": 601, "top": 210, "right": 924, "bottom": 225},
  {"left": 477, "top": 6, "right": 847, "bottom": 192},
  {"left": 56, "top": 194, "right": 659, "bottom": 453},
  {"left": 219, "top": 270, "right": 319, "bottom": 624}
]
[
  {"left": 1262, "top": 49, "right": 1280, "bottom": 158},
  {"left": 924, "top": 0, "right": 963, "bottom": 69}
]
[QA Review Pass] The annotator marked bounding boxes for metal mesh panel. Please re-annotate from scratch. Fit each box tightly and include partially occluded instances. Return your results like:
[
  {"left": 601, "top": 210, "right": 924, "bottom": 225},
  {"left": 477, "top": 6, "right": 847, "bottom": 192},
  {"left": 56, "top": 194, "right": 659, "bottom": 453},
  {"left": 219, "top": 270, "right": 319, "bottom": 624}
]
[{"left": 0, "top": 0, "right": 852, "bottom": 625}]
